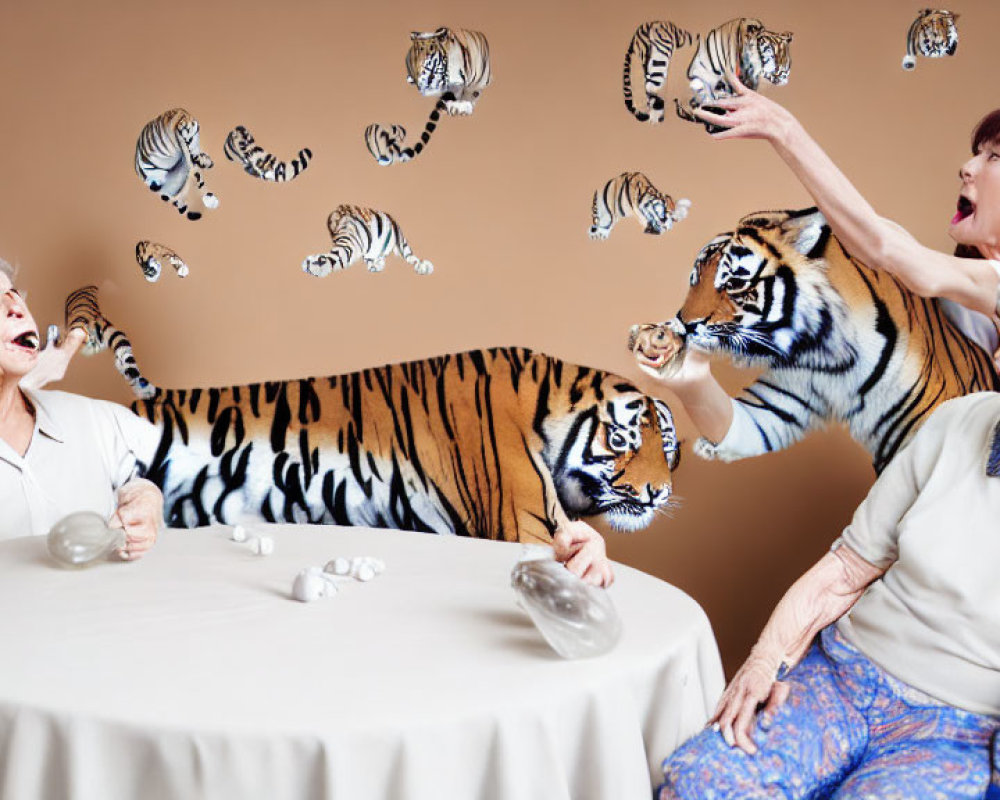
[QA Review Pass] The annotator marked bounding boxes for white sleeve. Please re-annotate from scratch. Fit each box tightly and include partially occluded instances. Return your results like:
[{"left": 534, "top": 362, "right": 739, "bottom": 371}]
[{"left": 93, "top": 400, "right": 164, "bottom": 490}]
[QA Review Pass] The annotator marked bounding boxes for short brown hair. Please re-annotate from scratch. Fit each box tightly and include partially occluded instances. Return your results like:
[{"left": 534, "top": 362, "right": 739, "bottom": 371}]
[{"left": 972, "top": 109, "right": 1000, "bottom": 155}]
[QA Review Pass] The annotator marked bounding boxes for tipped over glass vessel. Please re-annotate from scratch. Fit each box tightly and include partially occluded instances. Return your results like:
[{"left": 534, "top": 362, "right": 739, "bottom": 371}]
[
  {"left": 511, "top": 556, "right": 622, "bottom": 659},
  {"left": 47, "top": 511, "right": 125, "bottom": 568}
]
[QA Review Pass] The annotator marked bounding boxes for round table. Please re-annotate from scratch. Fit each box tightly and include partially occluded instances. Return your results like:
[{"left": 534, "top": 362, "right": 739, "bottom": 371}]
[{"left": 0, "top": 526, "right": 723, "bottom": 800}]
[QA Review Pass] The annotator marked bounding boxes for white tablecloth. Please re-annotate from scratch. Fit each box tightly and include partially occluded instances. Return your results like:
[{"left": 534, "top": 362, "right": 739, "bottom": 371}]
[{"left": 0, "top": 525, "right": 723, "bottom": 800}]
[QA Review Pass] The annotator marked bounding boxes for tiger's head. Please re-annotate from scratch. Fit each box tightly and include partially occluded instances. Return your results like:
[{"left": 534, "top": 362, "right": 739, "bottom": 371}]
[
  {"left": 406, "top": 28, "right": 450, "bottom": 95},
  {"left": 758, "top": 30, "right": 793, "bottom": 86},
  {"left": 916, "top": 10, "right": 959, "bottom": 57},
  {"left": 669, "top": 208, "right": 854, "bottom": 369},
  {"left": 545, "top": 377, "right": 680, "bottom": 533}
]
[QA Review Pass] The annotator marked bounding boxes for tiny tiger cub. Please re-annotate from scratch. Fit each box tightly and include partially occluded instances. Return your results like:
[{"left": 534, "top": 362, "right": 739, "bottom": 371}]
[
  {"left": 590, "top": 172, "right": 690, "bottom": 240},
  {"left": 65, "top": 287, "right": 681, "bottom": 543},
  {"left": 134, "top": 108, "right": 219, "bottom": 221}
]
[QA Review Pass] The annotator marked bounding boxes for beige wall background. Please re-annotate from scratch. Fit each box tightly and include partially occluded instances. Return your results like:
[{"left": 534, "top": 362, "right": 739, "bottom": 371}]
[{"left": 1, "top": 0, "right": 993, "bottom": 674}]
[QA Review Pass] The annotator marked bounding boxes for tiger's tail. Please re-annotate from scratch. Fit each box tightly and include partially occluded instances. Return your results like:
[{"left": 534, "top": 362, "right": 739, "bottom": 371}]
[
  {"left": 64, "top": 286, "right": 157, "bottom": 398},
  {"left": 902, "top": 17, "right": 919, "bottom": 70},
  {"left": 366, "top": 93, "right": 454, "bottom": 166},
  {"left": 224, "top": 125, "right": 313, "bottom": 182},
  {"left": 622, "top": 33, "right": 650, "bottom": 122}
]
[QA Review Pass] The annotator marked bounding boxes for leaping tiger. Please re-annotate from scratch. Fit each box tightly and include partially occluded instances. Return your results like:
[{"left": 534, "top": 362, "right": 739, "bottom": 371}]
[
  {"left": 902, "top": 9, "right": 959, "bottom": 70},
  {"left": 135, "top": 241, "right": 189, "bottom": 282},
  {"left": 622, "top": 21, "right": 694, "bottom": 124},
  {"left": 673, "top": 19, "right": 792, "bottom": 133},
  {"left": 223, "top": 125, "right": 313, "bottom": 182},
  {"left": 62, "top": 287, "right": 681, "bottom": 547},
  {"left": 590, "top": 172, "right": 690, "bottom": 239},
  {"left": 365, "top": 27, "right": 491, "bottom": 166},
  {"left": 134, "top": 108, "right": 219, "bottom": 221},
  {"left": 302, "top": 205, "right": 433, "bottom": 277},
  {"left": 628, "top": 207, "right": 999, "bottom": 473}
]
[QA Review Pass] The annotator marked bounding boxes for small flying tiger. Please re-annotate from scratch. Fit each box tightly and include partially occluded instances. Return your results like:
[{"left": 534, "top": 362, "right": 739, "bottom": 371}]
[
  {"left": 590, "top": 172, "right": 690, "bottom": 239},
  {"left": 301, "top": 205, "right": 433, "bottom": 277},
  {"left": 223, "top": 125, "right": 313, "bottom": 182},
  {"left": 134, "top": 108, "right": 219, "bottom": 221},
  {"left": 135, "top": 241, "right": 190, "bottom": 282}
]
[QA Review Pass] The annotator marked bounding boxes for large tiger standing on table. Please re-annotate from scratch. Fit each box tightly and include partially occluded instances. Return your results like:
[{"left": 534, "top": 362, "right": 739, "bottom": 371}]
[
  {"left": 628, "top": 207, "right": 999, "bottom": 473},
  {"left": 674, "top": 18, "right": 792, "bottom": 133},
  {"left": 902, "top": 9, "right": 959, "bottom": 70},
  {"left": 301, "top": 205, "right": 433, "bottom": 276},
  {"left": 65, "top": 288, "right": 679, "bottom": 542},
  {"left": 622, "top": 21, "right": 694, "bottom": 124},
  {"left": 134, "top": 108, "right": 219, "bottom": 221},
  {"left": 589, "top": 172, "right": 690, "bottom": 239},
  {"left": 365, "top": 27, "right": 491, "bottom": 166}
]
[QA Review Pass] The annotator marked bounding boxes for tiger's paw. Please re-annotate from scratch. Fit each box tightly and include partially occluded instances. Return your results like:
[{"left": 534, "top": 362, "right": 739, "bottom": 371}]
[
  {"left": 693, "top": 437, "right": 730, "bottom": 461},
  {"left": 414, "top": 260, "right": 433, "bottom": 275},
  {"left": 365, "top": 258, "right": 386, "bottom": 273},
  {"left": 302, "top": 254, "right": 337, "bottom": 277},
  {"left": 202, "top": 193, "right": 219, "bottom": 209},
  {"left": 589, "top": 226, "right": 610, "bottom": 241},
  {"left": 142, "top": 258, "right": 162, "bottom": 282},
  {"left": 672, "top": 198, "right": 691, "bottom": 221},
  {"left": 445, "top": 100, "right": 474, "bottom": 116}
]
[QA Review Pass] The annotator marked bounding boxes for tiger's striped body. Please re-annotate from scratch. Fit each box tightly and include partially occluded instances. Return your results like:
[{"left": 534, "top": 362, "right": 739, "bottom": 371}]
[
  {"left": 224, "top": 125, "right": 313, "bottom": 182},
  {"left": 62, "top": 289, "right": 681, "bottom": 541},
  {"left": 590, "top": 172, "right": 690, "bottom": 239},
  {"left": 902, "top": 9, "right": 959, "bottom": 70},
  {"left": 134, "top": 108, "right": 219, "bottom": 221},
  {"left": 674, "top": 19, "right": 792, "bottom": 132},
  {"left": 135, "top": 241, "right": 189, "bottom": 282},
  {"left": 622, "top": 21, "right": 694, "bottom": 124},
  {"left": 302, "top": 205, "right": 433, "bottom": 277},
  {"left": 365, "top": 27, "right": 491, "bottom": 166},
  {"left": 629, "top": 208, "right": 999, "bottom": 472}
]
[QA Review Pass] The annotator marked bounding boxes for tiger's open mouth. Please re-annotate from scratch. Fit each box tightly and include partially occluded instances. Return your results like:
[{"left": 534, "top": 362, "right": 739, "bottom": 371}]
[{"left": 952, "top": 194, "right": 975, "bottom": 224}]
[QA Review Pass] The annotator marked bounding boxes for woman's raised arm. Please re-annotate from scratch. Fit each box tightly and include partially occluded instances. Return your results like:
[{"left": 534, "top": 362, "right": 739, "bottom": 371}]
[{"left": 693, "top": 83, "right": 1000, "bottom": 316}]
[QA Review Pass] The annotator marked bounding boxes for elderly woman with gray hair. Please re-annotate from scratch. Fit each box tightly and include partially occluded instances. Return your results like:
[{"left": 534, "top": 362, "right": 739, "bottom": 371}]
[{"left": 0, "top": 259, "right": 163, "bottom": 557}]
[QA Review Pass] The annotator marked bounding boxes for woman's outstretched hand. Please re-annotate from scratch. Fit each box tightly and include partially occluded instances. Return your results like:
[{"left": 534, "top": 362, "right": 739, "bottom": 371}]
[
  {"left": 709, "top": 648, "right": 790, "bottom": 755},
  {"left": 691, "top": 75, "right": 796, "bottom": 146}
]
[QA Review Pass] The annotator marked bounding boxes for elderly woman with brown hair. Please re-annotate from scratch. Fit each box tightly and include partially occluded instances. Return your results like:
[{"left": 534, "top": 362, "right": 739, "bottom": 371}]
[{"left": 0, "top": 259, "right": 163, "bottom": 557}]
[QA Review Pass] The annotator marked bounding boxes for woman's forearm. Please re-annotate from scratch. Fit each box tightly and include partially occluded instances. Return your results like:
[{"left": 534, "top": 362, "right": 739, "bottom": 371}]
[
  {"left": 774, "top": 121, "right": 999, "bottom": 314},
  {"left": 747, "top": 546, "right": 885, "bottom": 676},
  {"left": 668, "top": 371, "right": 734, "bottom": 444}
]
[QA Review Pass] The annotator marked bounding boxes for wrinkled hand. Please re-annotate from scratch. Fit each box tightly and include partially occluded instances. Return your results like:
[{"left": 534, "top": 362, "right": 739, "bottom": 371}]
[
  {"left": 19, "top": 327, "right": 87, "bottom": 391},
  {"left": 553, "top": 519, "right": 614, "bottom": 587},
  {"left": 109, "top": 478, "right": 164, "bottom": 560},
  {"left": 709, "top": 649, "right": 790, "bottom": 755},
  {"left": 692, "top": 74, "right": 796, "bottom": 145}
]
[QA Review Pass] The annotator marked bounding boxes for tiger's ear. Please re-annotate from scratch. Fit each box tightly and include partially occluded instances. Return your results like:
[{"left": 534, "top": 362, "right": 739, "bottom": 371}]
[
  {"left": 781, "top": 209, "right": 829, "bottom": 258},
  {"left": 781, "top": 32, "right": 793, "bottom": 42}
]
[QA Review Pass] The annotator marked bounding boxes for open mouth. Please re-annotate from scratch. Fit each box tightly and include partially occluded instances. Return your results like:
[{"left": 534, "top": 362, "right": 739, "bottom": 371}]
[
  {"left": 8, "top": 331, "right": 39, "bottom": 352},
  {"left": 952, "top": 194, "right": 975, "bottom": 225}
]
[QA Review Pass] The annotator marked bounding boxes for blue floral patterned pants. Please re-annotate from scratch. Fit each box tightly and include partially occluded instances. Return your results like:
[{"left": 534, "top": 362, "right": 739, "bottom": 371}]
[{"left": 658, "top": 626, "right": 1000, "bottom": 800}]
